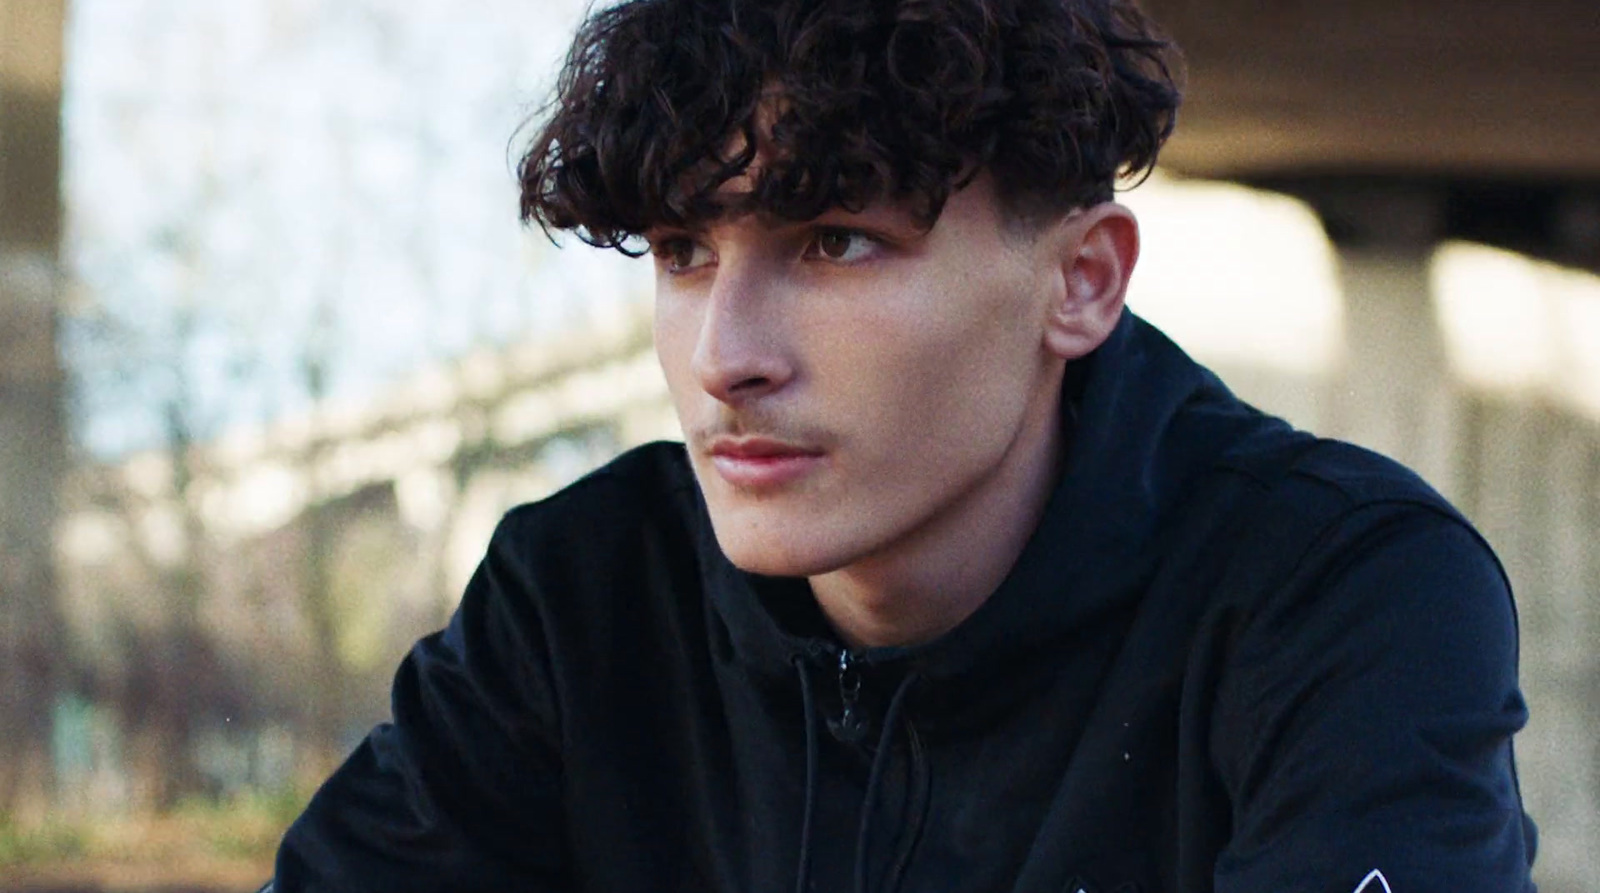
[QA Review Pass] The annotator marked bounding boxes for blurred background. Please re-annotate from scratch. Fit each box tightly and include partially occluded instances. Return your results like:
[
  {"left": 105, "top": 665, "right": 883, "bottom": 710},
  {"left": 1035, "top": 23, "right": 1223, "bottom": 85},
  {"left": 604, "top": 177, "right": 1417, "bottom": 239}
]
[{"left": 0, "top": 0, "right": 1595, "bottom": 890}]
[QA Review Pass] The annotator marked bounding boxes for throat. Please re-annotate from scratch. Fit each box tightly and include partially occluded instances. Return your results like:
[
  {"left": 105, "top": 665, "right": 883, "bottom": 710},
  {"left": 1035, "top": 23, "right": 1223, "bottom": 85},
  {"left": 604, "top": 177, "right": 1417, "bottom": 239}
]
[
  {"left": 809, "top": 408, "right": 1066, "bottom": 650},
  {"left": 810, "top": 569, "right": 994, "bottom": 650}
]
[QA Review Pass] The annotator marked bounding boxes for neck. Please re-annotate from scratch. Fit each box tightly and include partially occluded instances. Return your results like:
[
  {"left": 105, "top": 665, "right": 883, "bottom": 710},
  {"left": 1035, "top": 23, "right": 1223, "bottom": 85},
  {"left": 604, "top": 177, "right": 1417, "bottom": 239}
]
[{"left": 808, "top": 382, "right": 1067, "bottom": 650}]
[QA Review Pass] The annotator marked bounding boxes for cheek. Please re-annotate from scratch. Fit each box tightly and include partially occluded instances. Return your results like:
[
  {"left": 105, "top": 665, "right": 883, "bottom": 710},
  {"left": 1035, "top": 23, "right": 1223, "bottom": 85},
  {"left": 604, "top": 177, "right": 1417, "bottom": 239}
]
[
  {"left": 653, "top": 295, "right": 700, "bottom": 399},
  {"left": 860, "top": 274, "right": 1042, "bottom": 404},
  {"left": 827, "top": 285, "right": 1045, "bottom": 469}
]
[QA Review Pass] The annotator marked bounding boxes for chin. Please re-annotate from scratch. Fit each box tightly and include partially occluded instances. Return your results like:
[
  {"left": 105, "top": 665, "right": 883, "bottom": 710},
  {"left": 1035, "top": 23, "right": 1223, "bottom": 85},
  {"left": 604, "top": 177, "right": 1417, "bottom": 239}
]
[
  {"left": 705, "top": 502, "right": 860, "bottom": 578},
  {"left": 713, "top": 525, "right": 837, "bottom": 578}
]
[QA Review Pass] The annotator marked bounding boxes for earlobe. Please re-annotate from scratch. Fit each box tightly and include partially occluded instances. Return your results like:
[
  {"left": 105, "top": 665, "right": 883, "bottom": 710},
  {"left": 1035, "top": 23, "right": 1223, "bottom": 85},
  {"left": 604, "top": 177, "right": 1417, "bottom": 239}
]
[{"left": 1043, "top": 203, "right": 1139, "bottom": 361}]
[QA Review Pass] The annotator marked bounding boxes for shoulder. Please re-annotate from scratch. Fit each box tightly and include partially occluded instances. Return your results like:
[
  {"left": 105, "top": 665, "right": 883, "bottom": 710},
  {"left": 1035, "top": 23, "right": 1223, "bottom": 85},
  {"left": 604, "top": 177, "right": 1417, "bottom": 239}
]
[
  {"left": 1207, "top": 442, "right": 1535, "bottom": 890},
  {"left": 1219, "top": 433, "right": 1453, "bottom": 519},
  {"left": 1221, "top": 434, "right": 1492, "bottom": 571},
  {"left": 494, "top": 439, "right": 701, "bottom": 552},
  {"left": 447, "top": 440, "right": 714, "bottom": 690},
  {"left": 1288, "top": 439, "right": 1457, "bottom": 514},
  {"left": 1202, "top": 435, "right": 1516, "bottom": 652},
  {"left": 1215, "top": 436, "right": 1518, "bottom": 679},
  {"left": 478, "top": 441, "right": 707, "bottom": 617}
]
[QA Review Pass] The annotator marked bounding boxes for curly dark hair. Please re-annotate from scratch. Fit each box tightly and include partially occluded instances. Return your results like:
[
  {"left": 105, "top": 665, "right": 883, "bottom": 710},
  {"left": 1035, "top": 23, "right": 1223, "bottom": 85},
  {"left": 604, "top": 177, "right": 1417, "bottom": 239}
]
[{"left": 518, "top": 0, "right": 1182, "bottom": 253}]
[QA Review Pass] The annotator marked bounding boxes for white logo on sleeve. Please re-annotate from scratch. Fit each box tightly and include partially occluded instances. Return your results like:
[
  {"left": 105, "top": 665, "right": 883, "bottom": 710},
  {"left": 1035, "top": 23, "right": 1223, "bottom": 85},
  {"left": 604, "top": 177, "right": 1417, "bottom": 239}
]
[{"left": 1352, "top": 869, "right": 1392, "bottom": 893}]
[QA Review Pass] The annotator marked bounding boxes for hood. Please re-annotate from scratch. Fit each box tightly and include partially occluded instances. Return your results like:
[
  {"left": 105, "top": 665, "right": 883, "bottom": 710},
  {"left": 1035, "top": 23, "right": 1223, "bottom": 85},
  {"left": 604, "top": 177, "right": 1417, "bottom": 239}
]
[{"left": 699, "top": 310, "right": 1293, "bottom": 724}]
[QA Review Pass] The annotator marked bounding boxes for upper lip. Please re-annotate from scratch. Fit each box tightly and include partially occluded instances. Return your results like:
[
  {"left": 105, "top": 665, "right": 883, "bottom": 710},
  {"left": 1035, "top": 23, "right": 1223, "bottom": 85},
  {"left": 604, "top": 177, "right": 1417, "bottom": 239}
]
[{"left": 708, "top": 436, "right": 823, "bottom": 459}]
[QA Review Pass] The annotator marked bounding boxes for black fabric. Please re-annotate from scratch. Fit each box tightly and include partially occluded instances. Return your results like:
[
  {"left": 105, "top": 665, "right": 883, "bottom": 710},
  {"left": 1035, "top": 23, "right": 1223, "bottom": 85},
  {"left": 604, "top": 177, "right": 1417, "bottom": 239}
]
[{"left": 269, "top": 312, "right": 1537, "bottom": 892}]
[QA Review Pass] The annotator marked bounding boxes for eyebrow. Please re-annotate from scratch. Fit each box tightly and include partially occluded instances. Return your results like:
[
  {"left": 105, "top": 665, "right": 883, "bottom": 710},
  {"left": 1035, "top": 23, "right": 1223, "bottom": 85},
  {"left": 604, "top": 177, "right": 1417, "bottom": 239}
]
[{"left": 641, "top": 187, "right": 935, "bottom": 242}]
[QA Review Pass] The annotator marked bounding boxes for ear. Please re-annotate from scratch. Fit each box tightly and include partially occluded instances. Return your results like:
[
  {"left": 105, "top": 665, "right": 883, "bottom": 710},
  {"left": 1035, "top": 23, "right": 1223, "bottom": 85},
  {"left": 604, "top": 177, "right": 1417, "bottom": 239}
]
[{"left": 1042, "top": 202, "right": 1139, "bottom": 361}]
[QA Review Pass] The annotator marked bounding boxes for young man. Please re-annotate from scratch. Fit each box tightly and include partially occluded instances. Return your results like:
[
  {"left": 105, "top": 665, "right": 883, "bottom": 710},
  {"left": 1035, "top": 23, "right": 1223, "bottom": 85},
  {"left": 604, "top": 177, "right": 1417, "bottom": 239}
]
[{"left": 266, "top": 0, "right": 1538, "bottom": 890}]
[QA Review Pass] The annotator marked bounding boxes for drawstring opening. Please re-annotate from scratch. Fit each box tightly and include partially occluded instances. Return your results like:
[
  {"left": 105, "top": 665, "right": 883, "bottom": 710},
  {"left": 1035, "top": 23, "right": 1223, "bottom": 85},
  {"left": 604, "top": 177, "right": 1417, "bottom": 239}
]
[
  {"left": 792, "top": 654, "right": 926, "bottom": 893},
  {"left": 885, "top": 719, "right": 930, "bottom": 893},
  {"left": 853, "top": 670, "right": 921, "bottom": 893},
  {"left": 793, "top": 657, "right": 820, "bottom": 893}
]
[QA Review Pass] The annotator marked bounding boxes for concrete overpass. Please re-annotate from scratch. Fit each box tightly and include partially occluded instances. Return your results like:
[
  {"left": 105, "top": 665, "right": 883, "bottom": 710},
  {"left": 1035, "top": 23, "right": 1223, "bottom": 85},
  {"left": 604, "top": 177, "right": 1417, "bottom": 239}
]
[{"left": 1148, "top": 0, "right": 1599, "bottom": 272}]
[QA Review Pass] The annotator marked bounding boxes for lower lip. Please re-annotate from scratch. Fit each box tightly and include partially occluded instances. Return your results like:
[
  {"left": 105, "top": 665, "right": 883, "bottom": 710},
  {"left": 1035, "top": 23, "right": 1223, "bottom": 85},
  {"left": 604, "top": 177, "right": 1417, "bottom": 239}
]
[{"left": 711, "top": 453, "right": 824, "bottom": 490}]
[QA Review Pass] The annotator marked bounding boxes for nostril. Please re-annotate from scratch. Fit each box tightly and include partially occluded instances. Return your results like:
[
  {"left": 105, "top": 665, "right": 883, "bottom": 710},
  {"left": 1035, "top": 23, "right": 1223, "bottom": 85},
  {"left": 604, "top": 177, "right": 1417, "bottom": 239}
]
[{"left": 728, "top": 375, "right": 772, "bottom": 395}]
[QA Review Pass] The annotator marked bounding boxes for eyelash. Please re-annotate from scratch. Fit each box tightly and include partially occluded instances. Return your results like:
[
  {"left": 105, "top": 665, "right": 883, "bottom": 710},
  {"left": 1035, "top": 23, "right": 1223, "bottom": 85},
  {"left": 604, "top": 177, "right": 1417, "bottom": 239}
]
[
  {"left": 649, "top": 238, "right": 703, "bottom": 272},
  {"left": 804, "top": 228, "right": 879, "bottom": 262}
]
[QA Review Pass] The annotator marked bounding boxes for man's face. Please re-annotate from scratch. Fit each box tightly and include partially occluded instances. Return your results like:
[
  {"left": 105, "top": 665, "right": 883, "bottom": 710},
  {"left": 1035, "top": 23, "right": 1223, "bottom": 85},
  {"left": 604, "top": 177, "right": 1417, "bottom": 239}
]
[{"left": 651, "top": 174, "right": 1070, "bottom": 578}]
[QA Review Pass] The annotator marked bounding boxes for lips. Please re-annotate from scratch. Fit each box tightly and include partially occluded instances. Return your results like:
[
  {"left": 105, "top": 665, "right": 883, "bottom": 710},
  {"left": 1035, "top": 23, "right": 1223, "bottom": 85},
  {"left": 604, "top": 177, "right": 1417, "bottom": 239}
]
[{"left": 707, "top": 437, "right": 826, "bottom": 490}]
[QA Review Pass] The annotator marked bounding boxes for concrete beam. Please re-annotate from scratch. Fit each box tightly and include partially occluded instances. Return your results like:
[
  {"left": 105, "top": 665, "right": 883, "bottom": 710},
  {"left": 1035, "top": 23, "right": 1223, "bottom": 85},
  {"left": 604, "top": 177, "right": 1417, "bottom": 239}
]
[{"left": 1145, "top": 0, "right": 1600, "bottom": 181}]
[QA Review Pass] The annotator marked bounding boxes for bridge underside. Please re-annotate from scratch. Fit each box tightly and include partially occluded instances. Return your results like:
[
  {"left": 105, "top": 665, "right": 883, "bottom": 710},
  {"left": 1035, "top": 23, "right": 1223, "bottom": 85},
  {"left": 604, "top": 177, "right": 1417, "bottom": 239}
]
[{"left": 1144, "top": 0, "right": 1599, "bottom": 272}]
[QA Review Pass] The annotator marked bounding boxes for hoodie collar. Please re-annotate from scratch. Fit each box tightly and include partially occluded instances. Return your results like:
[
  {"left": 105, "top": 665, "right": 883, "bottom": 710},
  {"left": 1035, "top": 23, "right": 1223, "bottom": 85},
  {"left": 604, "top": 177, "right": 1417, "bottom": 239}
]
[{"left": 701, "top": 311, "right": 1247, "bottom": 702}]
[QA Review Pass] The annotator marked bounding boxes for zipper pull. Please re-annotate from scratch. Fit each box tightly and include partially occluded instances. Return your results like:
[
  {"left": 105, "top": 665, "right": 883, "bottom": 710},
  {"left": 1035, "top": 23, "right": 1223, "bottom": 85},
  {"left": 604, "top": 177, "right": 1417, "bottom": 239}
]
[{"left": 828, "top": 649, "right": 869, "bottom": 744}]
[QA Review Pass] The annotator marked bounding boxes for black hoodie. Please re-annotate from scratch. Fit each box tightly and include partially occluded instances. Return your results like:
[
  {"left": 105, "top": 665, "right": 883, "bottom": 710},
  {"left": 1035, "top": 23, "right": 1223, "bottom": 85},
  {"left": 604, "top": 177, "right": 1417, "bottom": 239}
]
[{"left": 269, "top": 313, "right": 1538, "bottom": 893}]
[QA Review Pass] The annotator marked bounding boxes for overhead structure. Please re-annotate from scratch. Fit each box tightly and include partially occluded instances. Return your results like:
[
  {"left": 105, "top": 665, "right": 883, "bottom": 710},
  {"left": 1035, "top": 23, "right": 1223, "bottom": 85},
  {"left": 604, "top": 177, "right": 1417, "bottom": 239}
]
[{"left": 1146, "top": 0, "right": 1600, "bottom": 272}]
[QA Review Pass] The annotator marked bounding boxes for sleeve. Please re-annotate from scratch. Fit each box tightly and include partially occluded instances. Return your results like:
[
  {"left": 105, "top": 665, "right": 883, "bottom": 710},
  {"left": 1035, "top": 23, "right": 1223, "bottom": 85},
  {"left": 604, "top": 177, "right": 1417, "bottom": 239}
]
[
  {"left": 268, "top": 509, "right": 571, "bottom": 892},
  {"left": 1211, "top": 505, "right": 1538, "bottom": 893}
]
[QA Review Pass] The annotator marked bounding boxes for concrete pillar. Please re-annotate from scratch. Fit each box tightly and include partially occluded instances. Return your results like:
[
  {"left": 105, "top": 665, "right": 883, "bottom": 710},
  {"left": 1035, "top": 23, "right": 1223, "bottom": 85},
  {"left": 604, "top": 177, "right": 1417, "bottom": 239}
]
[
  {"left": 0, "top": 0, "right": 69, "bottom": 818},
  {"left": 1318, "top": 189, "right": 1463, "bottom": 500}
]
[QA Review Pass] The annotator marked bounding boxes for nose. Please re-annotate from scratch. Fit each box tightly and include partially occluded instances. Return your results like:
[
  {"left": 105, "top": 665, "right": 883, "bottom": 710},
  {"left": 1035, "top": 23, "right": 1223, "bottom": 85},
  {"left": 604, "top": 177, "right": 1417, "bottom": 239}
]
[{"left": 690, "top": 259, "right": 795, "bottom": 405}]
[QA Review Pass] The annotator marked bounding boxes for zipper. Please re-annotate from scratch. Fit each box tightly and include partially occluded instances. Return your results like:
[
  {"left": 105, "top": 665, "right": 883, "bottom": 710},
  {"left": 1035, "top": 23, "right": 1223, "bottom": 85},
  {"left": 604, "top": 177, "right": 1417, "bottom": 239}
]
[{"left": 829, "top": 648, "right": 870, "bottom": 744}]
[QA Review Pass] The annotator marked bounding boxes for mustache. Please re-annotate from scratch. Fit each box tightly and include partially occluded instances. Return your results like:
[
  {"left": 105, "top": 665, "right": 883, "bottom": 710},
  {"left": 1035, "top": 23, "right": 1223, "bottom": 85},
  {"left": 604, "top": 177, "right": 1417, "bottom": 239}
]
[{"left": 687, "top": 407, "right": 835, "bottom": 451}]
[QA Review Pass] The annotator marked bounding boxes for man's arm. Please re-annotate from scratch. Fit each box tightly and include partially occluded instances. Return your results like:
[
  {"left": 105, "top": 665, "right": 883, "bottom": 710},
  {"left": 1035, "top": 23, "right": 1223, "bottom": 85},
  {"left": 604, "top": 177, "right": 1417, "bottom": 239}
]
[
  {"left": 1212, "top": 505, "right": 1537, "bottom": 892},
  {"left": 268, "top": 510, "right": 570, "bottom": 892}
]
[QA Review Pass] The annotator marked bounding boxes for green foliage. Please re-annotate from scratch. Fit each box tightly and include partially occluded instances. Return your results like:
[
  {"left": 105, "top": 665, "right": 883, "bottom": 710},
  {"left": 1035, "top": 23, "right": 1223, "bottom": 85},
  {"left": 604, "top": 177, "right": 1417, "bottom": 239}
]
[
  {"left": 175, "top": 786, "right": 312, "bottom": 860},
  {"left": 0, "top": 818, "right": 88, "bottom": 867},
  {"left": 330, "top": 518, "right": 405, "bottom": 674},
  {"left": 0, "top": 786, "right": 310, "bottom": 869}
]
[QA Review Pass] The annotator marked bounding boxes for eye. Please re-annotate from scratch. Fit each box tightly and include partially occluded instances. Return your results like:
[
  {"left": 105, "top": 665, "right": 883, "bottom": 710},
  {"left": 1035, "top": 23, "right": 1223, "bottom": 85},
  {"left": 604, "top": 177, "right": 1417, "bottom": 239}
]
[
  {"left": 650, "top": 237, "right": 714, "bottom": 273},
  {"left": 806, "top": 228, "right": 879, "bottom": 264}
]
